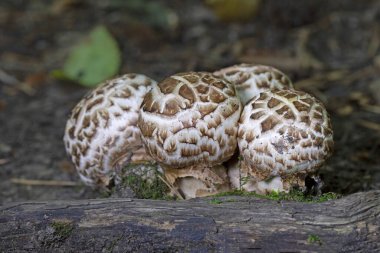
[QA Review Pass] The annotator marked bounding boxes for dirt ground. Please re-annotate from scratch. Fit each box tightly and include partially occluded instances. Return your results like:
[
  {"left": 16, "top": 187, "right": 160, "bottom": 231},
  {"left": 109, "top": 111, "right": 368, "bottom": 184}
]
[{"left": 1, "top": 0, "right": 380, "bottom": 204}]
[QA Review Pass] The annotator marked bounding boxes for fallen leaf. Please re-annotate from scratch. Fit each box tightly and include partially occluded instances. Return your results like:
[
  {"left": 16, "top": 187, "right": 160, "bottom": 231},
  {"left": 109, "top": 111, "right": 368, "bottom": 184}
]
[
  {"left": 50, "top": 0, "right": 85, "bottom": 14},
  {"left": 205, "top": 0, "right": 261, "bottom": 22},
  {"left": 58, "top": 160, "right": 76, "bottom": 174},
  {"left": 17, "top": 72, "right": 48, "bottom": 95},
  {"left": 336, "top": 104, "right": 353, "bottom": 116},
  {"left": 24, "top": 72, "right": 47, "bottom": 89},
  {"left": 62, "top": 25, "right": 121, "bottom": 87}
]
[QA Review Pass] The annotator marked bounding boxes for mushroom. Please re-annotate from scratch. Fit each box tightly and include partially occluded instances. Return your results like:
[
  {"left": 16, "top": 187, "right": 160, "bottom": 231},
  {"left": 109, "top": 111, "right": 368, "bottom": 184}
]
[
  {"left": 138, "top": 72, "right": 242, "bottom": 199},
  {"left": 235, "top": 89, "right": 334, "bottom": 193},
  {"left": 213, "top": 63, "right": 293, "bottom": 105},
  {"left": 63, "top": 74, "right": 156, "bottom": 187}
]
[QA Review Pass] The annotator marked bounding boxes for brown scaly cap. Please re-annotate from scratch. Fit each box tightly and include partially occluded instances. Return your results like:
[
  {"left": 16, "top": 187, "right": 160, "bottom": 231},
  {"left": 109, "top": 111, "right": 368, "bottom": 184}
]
[
  {"left": 237, "top": 89, "right": 333, "bottom": 190},
  {"left": 138, "top": 72, "right": 242, "bottom": 169},
  {"left": 214, "top": 64, "right": 293, "bottom": 105},
  {"left": 63, "top": 74, "right": 156, "bottom": 187}
]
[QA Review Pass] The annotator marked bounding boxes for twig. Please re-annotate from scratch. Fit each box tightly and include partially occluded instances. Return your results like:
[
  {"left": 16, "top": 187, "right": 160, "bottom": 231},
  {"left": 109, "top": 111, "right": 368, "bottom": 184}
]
[
  {"left": 341, "top": 66, "right": 377, "bottom": 85},
  {"left": 362, "top": 104, "right": 380, "bottom": 114},
  {"left": 0, "top": 159, "right": 10, "bottom": 165},
  {"left": 11, "top": 178, "right": 81, "bottom": 187},
  {"left": 358, "top": 120, "right": 380, "bottom": 131},
  {"left": 0, "top": 68, "right": 19, "bottom": 85},
  {"left": 294, "top": 70, "right": 349, "bottom": 89},
  {"left": 157, "top": 174, "right": 184, "bottom": 200},
  {"left": 0, "top": 68, "right": 36, "bottom": 95}
]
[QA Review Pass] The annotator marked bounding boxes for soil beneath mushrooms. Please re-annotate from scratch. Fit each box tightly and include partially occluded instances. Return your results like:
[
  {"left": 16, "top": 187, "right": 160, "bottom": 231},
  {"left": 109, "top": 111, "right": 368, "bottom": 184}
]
[{"left": 1, "top": 0, "right": 380, "bottom": 204}]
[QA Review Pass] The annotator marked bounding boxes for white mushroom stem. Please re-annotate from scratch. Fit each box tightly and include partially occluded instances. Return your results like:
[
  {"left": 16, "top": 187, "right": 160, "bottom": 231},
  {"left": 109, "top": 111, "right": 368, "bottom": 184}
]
[
  {"left": 164, "top": 164, "right": 230, "bottom": 199},
  {"left": 228, "top": 159, "right": 312, "bottom": 194},
  {"left": 226, "top": 158, "right": 284, "bottom": 194}
]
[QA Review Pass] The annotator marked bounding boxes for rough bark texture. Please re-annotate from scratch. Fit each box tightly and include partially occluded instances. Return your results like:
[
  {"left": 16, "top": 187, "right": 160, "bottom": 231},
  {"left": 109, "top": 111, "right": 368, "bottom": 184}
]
[{"left": 1, "top": 191, "right": 379, "bottom": 253}]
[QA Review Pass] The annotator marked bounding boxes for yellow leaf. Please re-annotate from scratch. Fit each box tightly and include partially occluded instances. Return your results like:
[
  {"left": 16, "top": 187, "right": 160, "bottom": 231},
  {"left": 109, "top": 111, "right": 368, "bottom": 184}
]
[{"left": 205, "top": 0, "right": 261, "bottom": 22}]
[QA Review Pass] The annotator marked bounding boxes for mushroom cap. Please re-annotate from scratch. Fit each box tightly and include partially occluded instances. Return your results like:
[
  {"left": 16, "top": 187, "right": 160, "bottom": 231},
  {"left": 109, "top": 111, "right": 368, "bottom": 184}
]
[
  {"left": 237, "top": 89, "right": 334, "bottom": 181},
  {"left": 138, "top": 72, "right": 242, "bottom": 169},
  {"left": 214, "top": 64, "right": 293, "bottom": 105},
  {"left": 63, "top": 74, "right": 156, "bottom": 187}
]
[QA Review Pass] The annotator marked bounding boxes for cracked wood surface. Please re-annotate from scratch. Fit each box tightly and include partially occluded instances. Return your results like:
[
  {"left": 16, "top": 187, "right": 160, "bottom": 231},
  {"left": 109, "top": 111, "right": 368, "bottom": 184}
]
[{"left": 0, "top": 191, "right": 379, "bottom": 252}]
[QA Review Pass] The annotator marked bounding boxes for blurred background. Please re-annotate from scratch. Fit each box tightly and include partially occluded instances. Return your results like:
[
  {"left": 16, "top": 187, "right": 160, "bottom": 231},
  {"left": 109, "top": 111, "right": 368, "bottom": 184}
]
[{"left": 0, "top": 0, "right": 379, "bottom": 204}]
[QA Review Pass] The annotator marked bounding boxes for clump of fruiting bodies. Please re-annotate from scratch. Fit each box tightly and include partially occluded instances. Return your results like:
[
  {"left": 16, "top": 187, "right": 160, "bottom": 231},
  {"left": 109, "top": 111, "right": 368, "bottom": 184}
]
[{"left": 64, "top": 64, "right": 333, "bottom": 199}]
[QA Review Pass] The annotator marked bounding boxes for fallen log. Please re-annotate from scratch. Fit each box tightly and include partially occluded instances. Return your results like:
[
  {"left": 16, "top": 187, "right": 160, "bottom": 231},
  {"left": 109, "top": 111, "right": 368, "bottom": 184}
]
[{"left": 0, "top": 191, "right": 379, "bottom": 252}]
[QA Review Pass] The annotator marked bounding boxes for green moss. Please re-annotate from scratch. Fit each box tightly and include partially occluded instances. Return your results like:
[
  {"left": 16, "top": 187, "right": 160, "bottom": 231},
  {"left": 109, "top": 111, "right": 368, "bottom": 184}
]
[
  {"left": 121, "top": 164, "right": 170, "bottom": 200},
  {"left": 307, "top": 234, "right": 322, "bottom": 245},
  {"left": 51, "top": 220, "right": 74, "bottom": 239},
  {"left": 213, "top": 189, "right": 341, "bottom": 203},
  {"left": 116, "top": 163, "right": 341, "bottom": 203},
  {"left": 99, "top": 189, "right": 113, "bottom": 198},
  {"left": 209, "top": 198, "right": 223, "bottom": 204},
  {"left": 123, "top": 174, "right": 169, "bottom": 199}
]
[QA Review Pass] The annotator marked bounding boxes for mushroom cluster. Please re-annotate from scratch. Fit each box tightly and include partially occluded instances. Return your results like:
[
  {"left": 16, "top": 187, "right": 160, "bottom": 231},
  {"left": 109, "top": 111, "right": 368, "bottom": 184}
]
[{"left": 64, "top": 64, "right": 333, "bottom": 198}]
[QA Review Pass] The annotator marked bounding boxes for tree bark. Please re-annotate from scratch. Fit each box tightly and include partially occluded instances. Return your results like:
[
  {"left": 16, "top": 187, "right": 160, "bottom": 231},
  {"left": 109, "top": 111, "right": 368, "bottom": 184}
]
[{"left": 1, "top": 191, "right": 379, "bottom": 253}]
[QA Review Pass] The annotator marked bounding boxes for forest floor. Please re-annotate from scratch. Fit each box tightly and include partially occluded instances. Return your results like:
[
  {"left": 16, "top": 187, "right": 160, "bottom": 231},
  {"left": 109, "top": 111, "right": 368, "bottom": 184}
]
[{"left": 1, "top": 0, "right": 380, "bottom": 204}]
